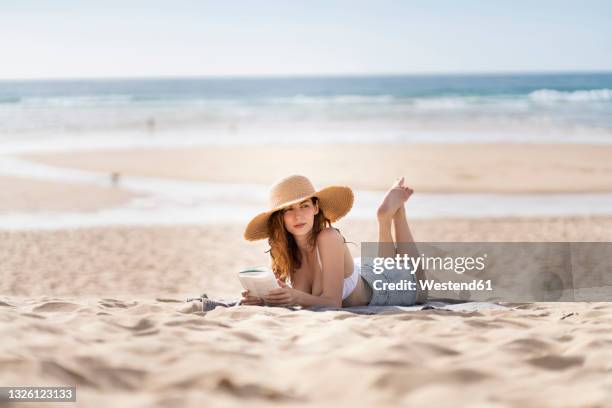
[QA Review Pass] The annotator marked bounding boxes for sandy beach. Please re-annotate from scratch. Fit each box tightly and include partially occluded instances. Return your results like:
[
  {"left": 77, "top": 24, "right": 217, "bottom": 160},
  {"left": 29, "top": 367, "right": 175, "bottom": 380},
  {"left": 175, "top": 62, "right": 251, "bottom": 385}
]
[
  {"left": 0, "top": 176, "right": 138, "bottom": 213},
  {"left": 23, "top": 143, "right": 612, "bottom": 193},
  {"left": 2, "top": 143, "right": 612, "bottom": 407},
  {"left": 2, "top": 1, "right": 611, "bottom": 405}
]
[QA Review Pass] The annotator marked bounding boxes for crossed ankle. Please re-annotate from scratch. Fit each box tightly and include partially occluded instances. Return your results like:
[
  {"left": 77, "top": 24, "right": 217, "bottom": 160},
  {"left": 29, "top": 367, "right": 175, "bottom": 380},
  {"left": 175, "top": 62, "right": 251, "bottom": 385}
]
[{"left": 392, "top": 205, "right": 407, "bottom": 220}]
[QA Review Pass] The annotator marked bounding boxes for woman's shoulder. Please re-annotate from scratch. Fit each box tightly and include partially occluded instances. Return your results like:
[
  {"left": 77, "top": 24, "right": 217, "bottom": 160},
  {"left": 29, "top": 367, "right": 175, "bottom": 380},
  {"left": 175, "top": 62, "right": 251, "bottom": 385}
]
[{"left": 316, "top": 227, "right": 344, "bottom": 246}]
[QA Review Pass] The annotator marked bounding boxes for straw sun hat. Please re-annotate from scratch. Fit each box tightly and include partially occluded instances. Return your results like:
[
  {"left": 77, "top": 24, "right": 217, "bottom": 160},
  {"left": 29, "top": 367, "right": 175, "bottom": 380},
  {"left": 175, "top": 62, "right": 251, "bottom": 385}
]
[{"left": 243, "top": 175, "right": 354, "bottom": 241}]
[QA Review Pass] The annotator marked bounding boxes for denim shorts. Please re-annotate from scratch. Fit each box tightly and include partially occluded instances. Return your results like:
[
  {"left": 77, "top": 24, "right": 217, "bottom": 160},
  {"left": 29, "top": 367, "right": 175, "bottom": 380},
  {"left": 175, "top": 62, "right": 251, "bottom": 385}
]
[{"left": 356, "top": 256, "right": 418, "bottom": 306}]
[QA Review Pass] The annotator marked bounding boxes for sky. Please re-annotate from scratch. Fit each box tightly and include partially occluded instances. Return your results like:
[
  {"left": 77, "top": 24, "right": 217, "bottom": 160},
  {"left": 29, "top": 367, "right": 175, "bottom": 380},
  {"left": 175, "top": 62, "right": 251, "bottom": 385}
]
[{"left": 1, "top": 0, "right": 611, "bottom": 79}]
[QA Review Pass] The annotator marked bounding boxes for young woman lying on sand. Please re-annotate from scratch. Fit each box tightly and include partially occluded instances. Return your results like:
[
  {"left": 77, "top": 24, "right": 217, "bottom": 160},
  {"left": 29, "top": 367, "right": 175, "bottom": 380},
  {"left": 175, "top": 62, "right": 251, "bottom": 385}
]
[{"left": 240, "top": 174, "right": 427, "bottom": 308}]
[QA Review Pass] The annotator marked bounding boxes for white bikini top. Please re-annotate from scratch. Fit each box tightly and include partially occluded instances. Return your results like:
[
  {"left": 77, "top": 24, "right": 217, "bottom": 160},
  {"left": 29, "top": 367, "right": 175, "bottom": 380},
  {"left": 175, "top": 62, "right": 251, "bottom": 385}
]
[{"left": 315, "top": 245, "right": 360, "bottom": 300}]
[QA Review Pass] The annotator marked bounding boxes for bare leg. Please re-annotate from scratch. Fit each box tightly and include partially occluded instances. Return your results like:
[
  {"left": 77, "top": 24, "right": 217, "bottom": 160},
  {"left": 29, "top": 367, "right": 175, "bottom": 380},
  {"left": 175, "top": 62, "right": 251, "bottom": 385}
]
[
  {"left": 392, "top": 180, "right": 428, "bottom": 303},
  {"left": 393, "top": 206, "right": 418, "bottom": 257},
  {"left": 376, "top": 177, "right": 408, "bottom": 258},
  {"left": 377, "top": 216, "right": 396, "bottom": 258},
  {"left": 392, "top": 177, "right": 417, "bottom": 256},
  {"left": 363, "top": 177, "right": 426, "bottom": 305}
]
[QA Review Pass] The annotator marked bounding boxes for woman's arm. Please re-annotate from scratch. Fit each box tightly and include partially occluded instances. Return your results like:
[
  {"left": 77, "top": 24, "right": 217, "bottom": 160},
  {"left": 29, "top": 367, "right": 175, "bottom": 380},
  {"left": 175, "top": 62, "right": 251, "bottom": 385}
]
[
  {"left": 264, "top": 281, "right": 344, "bottom": 308},
  {"left": 294, "top": 289, "right": 342, "bottom": 308},
  {"left": 263, "top": 281, "right": 342, "bottom": 308},
  {"left": 263, "top": 228, "right": 345, "bottom": 308}
]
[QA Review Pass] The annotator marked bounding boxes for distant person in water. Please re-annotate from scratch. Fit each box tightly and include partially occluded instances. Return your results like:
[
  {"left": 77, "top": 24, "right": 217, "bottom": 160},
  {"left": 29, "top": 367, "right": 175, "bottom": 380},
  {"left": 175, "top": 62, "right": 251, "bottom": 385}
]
[{"left": 240, "top": 175, "right": 428, "bottom": 308}]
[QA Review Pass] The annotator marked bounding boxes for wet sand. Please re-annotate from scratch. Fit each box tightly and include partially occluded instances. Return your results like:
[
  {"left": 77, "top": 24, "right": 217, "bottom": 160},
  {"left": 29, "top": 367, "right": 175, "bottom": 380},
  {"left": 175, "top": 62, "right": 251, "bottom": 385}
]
[
  {"left": 0, "top": 175, "right": 139, "bottom": 213},
  {"left": 23, "top": 143, "right": 612, "bottom": 193}
]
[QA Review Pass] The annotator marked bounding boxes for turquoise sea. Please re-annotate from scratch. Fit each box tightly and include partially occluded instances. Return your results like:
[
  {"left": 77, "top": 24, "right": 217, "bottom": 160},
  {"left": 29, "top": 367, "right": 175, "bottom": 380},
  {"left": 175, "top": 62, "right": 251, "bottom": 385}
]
[{"left": 1, "top": 72, "right": 611, "bottom": 149}]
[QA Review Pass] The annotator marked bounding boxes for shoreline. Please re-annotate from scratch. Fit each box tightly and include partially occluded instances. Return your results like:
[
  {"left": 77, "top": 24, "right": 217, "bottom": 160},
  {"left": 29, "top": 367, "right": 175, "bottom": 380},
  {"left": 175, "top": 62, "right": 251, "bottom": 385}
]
[
  {"left": 2, "top": 142, "right": 612, "bottom": 228},
  {"left": 21, "top": 143, "right": 612, "bottom": 193}
]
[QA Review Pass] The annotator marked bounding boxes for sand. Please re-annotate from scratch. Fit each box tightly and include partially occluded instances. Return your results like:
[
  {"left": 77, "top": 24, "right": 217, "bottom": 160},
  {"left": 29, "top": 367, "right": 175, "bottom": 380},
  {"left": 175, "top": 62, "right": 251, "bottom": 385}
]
[
  {"left": 2, "top": 295, "right": 611, "bottom": 408},
  {"left": 2, "top": 144, "right": 612, "bottom": 407},
  {"left": 23, "top": 143, "right": 612, "bottom": 193},
  {"left": 3, "top": 217, "right": 612, "bottom": 299},
  {"left": 0, "top": 175, "right": 139, "bottom": 213},
  {"left": 2, "top": 218, "right": 612, "bottom": 407}
]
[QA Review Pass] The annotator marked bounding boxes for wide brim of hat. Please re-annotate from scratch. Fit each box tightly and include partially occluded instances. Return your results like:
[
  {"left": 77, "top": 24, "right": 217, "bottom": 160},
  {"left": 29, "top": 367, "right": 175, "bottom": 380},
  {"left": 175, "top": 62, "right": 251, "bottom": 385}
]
[{"left": 243, "top": 185, "right": 354, "bottom": 241}]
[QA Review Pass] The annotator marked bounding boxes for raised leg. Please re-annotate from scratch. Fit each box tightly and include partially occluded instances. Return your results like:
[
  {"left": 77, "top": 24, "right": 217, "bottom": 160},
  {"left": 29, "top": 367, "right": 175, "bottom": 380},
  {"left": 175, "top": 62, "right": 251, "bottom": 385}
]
[
  {"left": 376, "top": 177, "right": 409, "bottom": 258},
  {"left": 393, "top": 206, "right": 418, "bottom": 256},
  {"left": 377, "top": 216, "right": 396, "bottom": 258},
  {"left": 392, "top": 177, "right": 417, "bottom": 257},
  {"left": 392, "top": 180, "right": 428, "bottom": 303}
]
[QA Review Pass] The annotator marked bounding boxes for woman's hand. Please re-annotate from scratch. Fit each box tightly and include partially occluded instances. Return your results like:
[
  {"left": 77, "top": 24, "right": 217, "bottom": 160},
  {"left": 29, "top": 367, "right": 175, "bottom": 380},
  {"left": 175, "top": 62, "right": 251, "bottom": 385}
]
[
  {"left": 263, "top": 279, "right": 300, "bottom": 307},
  {"left": 239, "top": 289, "right": 264, "bottom": 306}
]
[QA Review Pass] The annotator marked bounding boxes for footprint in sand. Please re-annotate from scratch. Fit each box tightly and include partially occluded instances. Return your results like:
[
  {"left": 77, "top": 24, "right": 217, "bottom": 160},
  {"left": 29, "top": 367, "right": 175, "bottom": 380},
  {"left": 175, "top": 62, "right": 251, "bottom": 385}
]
[
  {"left": 502, "top": 338, "right": 554, "bottom": 355},
  {"left": 94, "top": 366, "right": 148, "bottom": 390},
  {"left": 99, "top": 299, "right": 138, "bottom": 308},
  {"left": 230, "top": 330, "right": 262, "bottom": 343},
  {"left": 155, "top": 298, "right": 183, "bottom": 303},
  {"left": 526, "top": 354, "right": 584, "bottom": 370},
  {"left": 556, "top": 334, "right": 574, "bottom": 342},
  {"left": 373, "top": 367, "right": 489, "bottom": 395},
  {"left": 29, "top": 323, "right": 64, "bottom": 334},
  {"left": 41, "top": 360, "right": 98, "bottom": 388},
  {"left": 33, "top": 302, "right": 80, "bottom": 313},
  {"left": 20, "top": 312, "right": 46, "bottom": 319},
  {"left": 464, "top": 319, "right": 504, "bottom": 329},
  {"left": 439, "top": 368, "right": 490, "bottom": 384},
  {"left": 164, "top": 319, "right": 230, "bottom": 329},
  {"left": 73, "top": 356, "right": 149, "bottom": 390},
  {"left": 213, "top": 376, "right": 300, "bottom": 401},
  {"left": 111, "top": 318, "right": 155, "bottom": 332}
]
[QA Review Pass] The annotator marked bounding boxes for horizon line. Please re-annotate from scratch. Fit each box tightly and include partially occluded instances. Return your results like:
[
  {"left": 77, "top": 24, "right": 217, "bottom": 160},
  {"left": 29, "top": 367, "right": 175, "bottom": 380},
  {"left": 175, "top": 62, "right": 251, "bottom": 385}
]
[{"left": 1, "top": 69, "right": 612, "bottom": 82}]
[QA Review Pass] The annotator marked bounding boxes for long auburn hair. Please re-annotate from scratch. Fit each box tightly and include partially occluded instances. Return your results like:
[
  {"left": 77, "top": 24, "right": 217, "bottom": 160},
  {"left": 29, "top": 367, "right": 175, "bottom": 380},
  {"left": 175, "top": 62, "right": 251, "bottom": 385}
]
[{"left": 266, "top": 196, "right": 350, "bottom": 283}]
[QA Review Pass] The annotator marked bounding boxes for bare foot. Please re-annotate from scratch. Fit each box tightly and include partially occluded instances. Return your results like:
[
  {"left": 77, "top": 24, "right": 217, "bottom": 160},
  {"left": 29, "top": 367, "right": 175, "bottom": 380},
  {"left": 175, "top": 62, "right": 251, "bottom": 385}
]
[
  {"left": 377, "top": 177, "right": 412, "bottom": 221},
  {"left": 397, "top": 177, "right": 414, "bottom": 200},
  {"left": 393, "top": 178, "right": 414, "bottom": 220}
]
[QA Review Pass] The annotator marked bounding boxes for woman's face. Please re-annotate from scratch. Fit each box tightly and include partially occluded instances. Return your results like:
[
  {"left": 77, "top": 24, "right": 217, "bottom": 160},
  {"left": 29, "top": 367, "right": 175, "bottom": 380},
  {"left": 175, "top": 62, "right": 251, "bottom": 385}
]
[{"left": 282, "top": 198, "right": 319, "bottom": 238}]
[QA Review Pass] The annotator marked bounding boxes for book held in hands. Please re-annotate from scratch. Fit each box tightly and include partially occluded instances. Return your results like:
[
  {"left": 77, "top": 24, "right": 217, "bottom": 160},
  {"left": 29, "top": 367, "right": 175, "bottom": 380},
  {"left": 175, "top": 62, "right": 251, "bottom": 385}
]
[{"left": 238, "top": 266, "right": 280, "bottom": 298}]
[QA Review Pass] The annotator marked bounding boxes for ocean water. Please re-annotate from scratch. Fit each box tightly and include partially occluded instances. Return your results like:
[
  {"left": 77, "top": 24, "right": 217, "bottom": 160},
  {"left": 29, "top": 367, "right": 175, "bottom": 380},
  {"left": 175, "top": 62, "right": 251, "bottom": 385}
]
[
  {"left": 1, "top": 72, "right": 611, "bottom": 151},
  {"left": 2, "top": 73, "right": 611, "bottom": 228}
]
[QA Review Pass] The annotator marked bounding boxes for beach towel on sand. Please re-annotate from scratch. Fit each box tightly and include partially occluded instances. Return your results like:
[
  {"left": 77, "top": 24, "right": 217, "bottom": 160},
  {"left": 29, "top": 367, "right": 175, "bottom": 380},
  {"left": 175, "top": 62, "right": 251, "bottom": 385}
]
[{"left": 185, "top": 294, "right": 510, "bottom": 314}]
